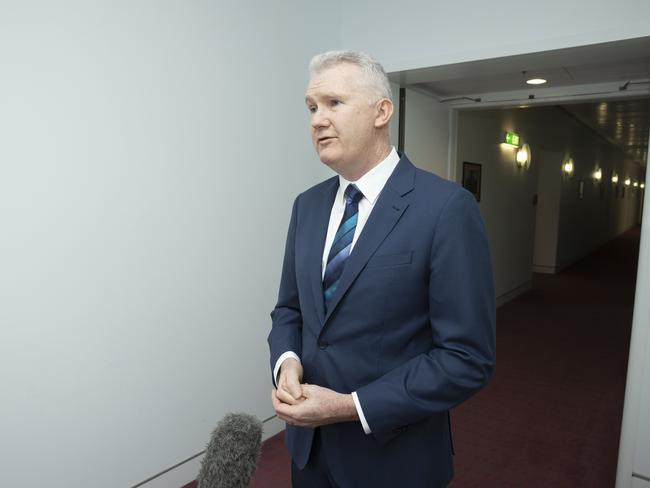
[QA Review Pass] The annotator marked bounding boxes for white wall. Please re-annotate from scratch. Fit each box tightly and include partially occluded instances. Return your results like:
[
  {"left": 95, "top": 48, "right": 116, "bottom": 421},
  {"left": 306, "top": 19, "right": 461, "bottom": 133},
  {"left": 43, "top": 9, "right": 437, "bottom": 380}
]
[
  {"left": 340, "top": 0, "right": 650, "bottom": 73},
  {"left": 534, "top": 150, "right": 563, "bottom": 273},
  {"left": 388, "top": 81, "right": 400, "bottom": 147},
  {"left": 402, "top": 88, "right": 451, "bottom": 177},
  {"left": 456, "top": 109, "right": 539, "bottom": 302},
  {"left": 0, "top": 2, "right": 338, "bottom": 487},
  {"left": 617, "top": 135, "right": 650, "bottom": 488}
]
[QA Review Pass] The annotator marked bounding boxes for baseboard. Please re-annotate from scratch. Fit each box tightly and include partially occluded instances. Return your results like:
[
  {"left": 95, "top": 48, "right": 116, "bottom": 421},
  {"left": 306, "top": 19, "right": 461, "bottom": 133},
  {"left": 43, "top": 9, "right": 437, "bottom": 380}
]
[
  {"left": 136, "top": 455, "right": 204, "bottom": 488},
  {"left": 132, "top": 415, "right": 285, "bottom": 488},
  {"left": 532, "top": 264, "right": 556, "bottom": 274},
  {"left": 496, "top": 280, "right": 532, "bottom": 308},
  {"left": 261, "top": 415, "right": 285, "bottom": 441}
]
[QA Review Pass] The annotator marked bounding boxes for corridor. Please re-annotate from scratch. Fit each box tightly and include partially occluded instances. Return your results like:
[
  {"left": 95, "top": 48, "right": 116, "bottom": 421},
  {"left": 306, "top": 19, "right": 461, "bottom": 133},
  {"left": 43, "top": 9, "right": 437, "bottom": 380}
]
[{"left": 450, "top": 228, "right": 639, "bottom": 487}]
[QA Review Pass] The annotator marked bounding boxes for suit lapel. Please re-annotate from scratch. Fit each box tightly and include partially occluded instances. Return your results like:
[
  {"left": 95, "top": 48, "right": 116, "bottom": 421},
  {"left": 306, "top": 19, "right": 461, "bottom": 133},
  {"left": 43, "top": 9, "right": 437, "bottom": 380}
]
[
  {"left": 308, "top": 177, "right": 339, "bottom": 325},
  {"left": 323, "top": 156, "right": 416, "bottom": 325}
]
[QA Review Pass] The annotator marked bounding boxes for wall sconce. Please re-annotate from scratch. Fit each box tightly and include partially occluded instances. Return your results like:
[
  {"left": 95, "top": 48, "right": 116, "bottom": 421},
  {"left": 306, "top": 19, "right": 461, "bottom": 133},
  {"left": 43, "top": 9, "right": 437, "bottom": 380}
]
[
  {"left": 562, "top": 158, "right": 574, "bottom": 175},
  {"left": 516, "top": 143, "right": 531, "bottom": 168},
  {"left": 625, "top": 178, "right": 631, "bottom": 186},
  {"left": 612, "top": 174, "right": 619, "bottom": 184},
  {"left": 593, "top": 168, "right": 602, "bottom": 181},
  {"left": 641, "top": 183, "right": 646, "bottom": 189},
  {"left": 633, "top": 181, "right": 639, "bottom": 187}
]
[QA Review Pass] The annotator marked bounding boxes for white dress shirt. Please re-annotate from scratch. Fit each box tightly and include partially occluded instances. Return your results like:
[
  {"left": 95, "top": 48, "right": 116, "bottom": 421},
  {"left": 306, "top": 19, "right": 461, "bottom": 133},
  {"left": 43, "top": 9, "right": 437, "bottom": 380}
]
[{"left": 275, "top": 147, "right": 401, "bottom": 435}]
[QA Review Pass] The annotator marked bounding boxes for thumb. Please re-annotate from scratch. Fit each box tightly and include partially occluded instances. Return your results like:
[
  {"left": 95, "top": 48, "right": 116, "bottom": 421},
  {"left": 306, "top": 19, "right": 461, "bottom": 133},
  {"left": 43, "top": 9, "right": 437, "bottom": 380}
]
[{"left": 285, "top": 376, "right": 303, "bottom": 400}]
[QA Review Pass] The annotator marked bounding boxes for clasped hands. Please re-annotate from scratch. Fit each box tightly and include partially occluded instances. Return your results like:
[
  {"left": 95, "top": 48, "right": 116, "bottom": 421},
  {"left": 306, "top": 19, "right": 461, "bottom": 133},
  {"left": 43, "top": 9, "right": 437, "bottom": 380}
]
[{"left": 272, "top": 358, "right": 358, "bottom": 427}]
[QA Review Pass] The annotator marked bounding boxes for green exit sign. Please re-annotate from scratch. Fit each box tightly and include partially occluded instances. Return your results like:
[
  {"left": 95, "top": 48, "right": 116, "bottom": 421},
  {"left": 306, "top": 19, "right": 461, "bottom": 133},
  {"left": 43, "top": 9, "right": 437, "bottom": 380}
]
[{"left": 505, "top": 131, "right": 520, "bottom": 146}]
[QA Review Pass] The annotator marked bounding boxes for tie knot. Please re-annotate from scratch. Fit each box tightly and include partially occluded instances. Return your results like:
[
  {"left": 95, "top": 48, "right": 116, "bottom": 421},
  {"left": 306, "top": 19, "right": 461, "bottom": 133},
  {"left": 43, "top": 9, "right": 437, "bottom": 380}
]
[{"left": 344, "top": 184, "right": 363, "bottom": 204}]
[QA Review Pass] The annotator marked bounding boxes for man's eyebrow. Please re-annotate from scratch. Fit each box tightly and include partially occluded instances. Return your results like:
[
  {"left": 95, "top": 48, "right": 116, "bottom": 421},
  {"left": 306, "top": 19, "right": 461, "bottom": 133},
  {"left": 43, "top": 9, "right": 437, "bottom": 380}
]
[{"left": 305, "top": 92, "right": 344, "bottom": 104}]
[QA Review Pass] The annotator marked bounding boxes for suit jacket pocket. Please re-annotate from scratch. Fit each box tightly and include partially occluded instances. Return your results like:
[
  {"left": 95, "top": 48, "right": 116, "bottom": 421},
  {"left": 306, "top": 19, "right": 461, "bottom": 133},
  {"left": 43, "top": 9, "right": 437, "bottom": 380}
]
[{"left": 366, "top": 251, "right": 413, "bottom": 268}]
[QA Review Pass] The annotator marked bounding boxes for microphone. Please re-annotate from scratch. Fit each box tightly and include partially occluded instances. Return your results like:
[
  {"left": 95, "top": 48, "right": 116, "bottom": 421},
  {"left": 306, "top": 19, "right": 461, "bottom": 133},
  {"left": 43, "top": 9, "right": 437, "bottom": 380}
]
[{"left": 197, "top": 413, "right": 263, "bottom": 488}]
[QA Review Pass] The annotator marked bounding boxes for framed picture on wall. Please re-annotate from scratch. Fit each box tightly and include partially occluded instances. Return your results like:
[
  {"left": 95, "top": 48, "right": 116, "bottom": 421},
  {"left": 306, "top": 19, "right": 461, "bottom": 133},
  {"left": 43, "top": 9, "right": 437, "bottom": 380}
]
[{"left": 462, "top": 162, "right": 482, "bottom": 202}]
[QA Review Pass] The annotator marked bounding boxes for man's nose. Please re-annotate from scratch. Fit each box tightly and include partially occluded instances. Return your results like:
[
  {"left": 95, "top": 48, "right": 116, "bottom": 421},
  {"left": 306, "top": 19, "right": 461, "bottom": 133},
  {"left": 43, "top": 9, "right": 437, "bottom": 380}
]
[{"left": 311, "top": 109, "right": 330, "bottom": 129}]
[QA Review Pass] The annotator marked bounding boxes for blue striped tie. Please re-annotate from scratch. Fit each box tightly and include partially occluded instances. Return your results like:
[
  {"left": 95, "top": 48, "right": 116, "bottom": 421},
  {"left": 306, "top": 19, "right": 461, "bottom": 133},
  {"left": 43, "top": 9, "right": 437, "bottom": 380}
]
[{"left": 323, "top": 184, "right": 363, "bottom": 311}]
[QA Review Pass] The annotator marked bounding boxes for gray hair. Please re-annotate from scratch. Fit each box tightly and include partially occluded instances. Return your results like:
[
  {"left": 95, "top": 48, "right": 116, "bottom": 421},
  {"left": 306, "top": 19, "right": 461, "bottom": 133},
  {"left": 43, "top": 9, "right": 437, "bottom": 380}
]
[{"left": 309, "top": 50, "right": 392, "bottom": 103}]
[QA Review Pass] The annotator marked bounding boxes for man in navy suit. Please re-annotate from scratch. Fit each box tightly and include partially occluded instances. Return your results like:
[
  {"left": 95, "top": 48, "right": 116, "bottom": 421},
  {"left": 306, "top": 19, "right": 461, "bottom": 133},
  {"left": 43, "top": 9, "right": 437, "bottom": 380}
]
[{"left": 268, "top": 51, "right": 496, "bottom": 487}]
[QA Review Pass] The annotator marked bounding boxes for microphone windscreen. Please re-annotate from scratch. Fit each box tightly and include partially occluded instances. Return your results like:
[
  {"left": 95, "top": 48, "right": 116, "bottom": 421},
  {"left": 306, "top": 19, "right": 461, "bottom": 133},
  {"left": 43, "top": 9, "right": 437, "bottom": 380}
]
[{"left": 197, "top": 412, "right": 263, "bottom": 488}]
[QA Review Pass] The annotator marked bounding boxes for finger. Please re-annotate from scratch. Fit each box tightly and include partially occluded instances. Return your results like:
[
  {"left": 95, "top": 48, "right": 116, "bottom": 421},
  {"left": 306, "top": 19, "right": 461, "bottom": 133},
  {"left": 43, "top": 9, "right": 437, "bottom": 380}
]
[
  {"left": 277, "top": 411, "right": 305, "bottom": 428},
  {"left": 278, "top": 382, "right": 302, "bottom": 403},
  {"left": 275, "top": 410, "right": 294, "bottom": 428},
  {"left": 273, "top": 392, "right": 294, "bottom": 414},
  {"left": 272, "top": 389, "right": 295, "bottom": 413},
  {"left": 276, "top": 386, "right": 301, "bottom": 405},
  {"left": 274, "top": 403, "right": 297, "bottom": 425},
  {"left": 284, "top": 377, "right": 304, "bottom": 400},
  {"left": 271, "top": 389, "right": 284, "bottom": 409}
]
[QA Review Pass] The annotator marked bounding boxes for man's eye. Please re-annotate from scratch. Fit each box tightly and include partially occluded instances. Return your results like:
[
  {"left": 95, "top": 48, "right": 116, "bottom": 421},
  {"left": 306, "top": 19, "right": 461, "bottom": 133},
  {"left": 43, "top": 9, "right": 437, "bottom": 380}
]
[
  {"left": 330, "top": 99, "right": 341, "bottom": 106},
  {"left": 308, "top": 106, "right": 317, "bottom": 113}
]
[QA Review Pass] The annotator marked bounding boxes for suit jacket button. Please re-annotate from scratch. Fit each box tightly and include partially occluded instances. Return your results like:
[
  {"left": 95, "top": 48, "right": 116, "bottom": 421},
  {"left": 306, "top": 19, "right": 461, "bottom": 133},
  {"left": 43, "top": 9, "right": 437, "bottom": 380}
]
[{"left": 318, "top": 341, "right": 329, "bottom": 350}]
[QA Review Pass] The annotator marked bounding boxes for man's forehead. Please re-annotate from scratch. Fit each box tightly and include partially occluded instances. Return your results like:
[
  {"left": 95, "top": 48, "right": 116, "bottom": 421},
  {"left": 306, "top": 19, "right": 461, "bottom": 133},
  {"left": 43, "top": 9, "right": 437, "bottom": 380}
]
[
  {"left": 305, "top": 79, "right": 339, "bottom": 98},
  {"left": 306, "top": 77, "right": 328, "bottom": 93},
  {"left": 305, "top": 64, "right": 360, "bottom": 99}
]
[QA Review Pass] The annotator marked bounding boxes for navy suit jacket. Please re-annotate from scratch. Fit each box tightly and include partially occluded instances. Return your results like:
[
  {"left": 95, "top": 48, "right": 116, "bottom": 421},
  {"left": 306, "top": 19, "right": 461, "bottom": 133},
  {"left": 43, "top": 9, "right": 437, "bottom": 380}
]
[{"left": 268, "top": 154, "right": 496, "bottom": 487}]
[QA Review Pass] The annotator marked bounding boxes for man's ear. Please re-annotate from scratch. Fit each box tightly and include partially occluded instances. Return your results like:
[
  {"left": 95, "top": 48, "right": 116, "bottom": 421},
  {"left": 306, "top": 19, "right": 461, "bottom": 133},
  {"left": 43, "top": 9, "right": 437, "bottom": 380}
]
[{"left": 374, "top": 98, "right": 394, "bottom": 129}]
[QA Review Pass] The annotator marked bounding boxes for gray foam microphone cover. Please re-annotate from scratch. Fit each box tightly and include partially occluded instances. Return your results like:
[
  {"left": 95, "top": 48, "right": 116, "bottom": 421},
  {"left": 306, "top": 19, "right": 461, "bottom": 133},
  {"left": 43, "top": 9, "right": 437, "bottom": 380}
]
[{"left": 198, "top": 413, "right": 263, "bottom": 488}]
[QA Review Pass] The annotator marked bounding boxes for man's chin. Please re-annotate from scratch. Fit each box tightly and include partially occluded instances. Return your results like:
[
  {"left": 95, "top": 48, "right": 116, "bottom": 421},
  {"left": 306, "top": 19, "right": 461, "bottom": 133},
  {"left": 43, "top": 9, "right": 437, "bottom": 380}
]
[{"left": 317, "top": 151, "right": 340, "bottom": 170}]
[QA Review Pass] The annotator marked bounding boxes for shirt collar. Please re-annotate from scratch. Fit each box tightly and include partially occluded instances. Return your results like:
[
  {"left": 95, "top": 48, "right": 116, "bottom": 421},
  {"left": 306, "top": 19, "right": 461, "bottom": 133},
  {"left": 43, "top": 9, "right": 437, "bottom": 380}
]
[{"left": 338, "top": 147, "right": 400, "bottom": 205}]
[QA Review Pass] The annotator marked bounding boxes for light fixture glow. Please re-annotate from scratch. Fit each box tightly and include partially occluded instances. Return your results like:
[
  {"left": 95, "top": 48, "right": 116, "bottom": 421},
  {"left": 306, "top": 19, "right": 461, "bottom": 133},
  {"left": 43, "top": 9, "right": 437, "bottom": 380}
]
[
  {"left": 625, "top": 178, "right": 631, "bottom": 186},
  {"left": 612, "top": 174, "right": 619, "bottom": 183},
  {"left": 641, "top": 183, "right": 646, "bottom": 189},
  {"left": 593, "top": 168, "right": 602, "bottom": 181},
  {"left": 516, "top": 149, "right": 527, "bottom": 165},
  {"left": 516, "top": 143, "right": 532, "bottom": 168},
  {"left": 562, "top": 158, "right": 574, "bottom": 175},
  {"left": 526, "top": 78, "right": 547, "bottom": 85}
]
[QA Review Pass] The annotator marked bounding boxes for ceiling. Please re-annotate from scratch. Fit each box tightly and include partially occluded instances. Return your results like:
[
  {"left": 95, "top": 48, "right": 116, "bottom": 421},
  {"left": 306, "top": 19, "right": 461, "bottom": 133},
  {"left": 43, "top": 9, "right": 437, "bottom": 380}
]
[
  {"left": 562, "top": 99, "right": 649, "bottom": 168},
  {"left": 397, "top": 37, "right": 650, "bottom": 98},
  {"left": 393, "top": 36, "right": 650, "bottom": 167}
]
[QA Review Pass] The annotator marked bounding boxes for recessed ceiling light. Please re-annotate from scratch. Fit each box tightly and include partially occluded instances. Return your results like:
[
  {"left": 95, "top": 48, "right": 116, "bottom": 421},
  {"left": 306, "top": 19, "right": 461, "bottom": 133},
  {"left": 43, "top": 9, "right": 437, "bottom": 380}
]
[{"left": 526, "top": 78, "right": 547, "bottom": 85}]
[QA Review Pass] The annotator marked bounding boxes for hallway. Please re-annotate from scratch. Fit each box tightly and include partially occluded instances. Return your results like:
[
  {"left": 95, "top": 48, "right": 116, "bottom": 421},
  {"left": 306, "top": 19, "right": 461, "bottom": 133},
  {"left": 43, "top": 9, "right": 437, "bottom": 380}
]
[
  {"left": 449, "top": 228, "right": 639, "bottom": 487},
  {"left": 189, "top": 228, "right": 640, "bottom": 488}
]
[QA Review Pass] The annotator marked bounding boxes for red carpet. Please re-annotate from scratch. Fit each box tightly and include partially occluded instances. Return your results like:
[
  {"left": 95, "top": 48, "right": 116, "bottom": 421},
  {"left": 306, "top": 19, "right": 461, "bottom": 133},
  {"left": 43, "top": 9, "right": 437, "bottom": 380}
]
[
  {"left": 449, "top": 228, "right": 637, "bottom": 488},
  {"left": 184, "top": 228, "right": 638, "bottom": 487}
]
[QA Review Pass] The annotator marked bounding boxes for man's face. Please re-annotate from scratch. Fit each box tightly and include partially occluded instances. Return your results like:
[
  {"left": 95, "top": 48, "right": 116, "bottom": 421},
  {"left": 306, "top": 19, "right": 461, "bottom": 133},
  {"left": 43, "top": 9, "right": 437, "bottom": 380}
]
[{"left": 305, "top": 63, "right": 379, "bottom": 176}]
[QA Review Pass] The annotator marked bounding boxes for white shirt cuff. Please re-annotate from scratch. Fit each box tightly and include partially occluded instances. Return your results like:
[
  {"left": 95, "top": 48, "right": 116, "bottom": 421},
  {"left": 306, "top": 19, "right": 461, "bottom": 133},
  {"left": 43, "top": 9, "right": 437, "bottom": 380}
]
[
  {"left": 352, "top": 391, "right": 372, "bottom": 434},
  {"left": 273, "top": 351, "right": 301, "bottom": 387}
]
